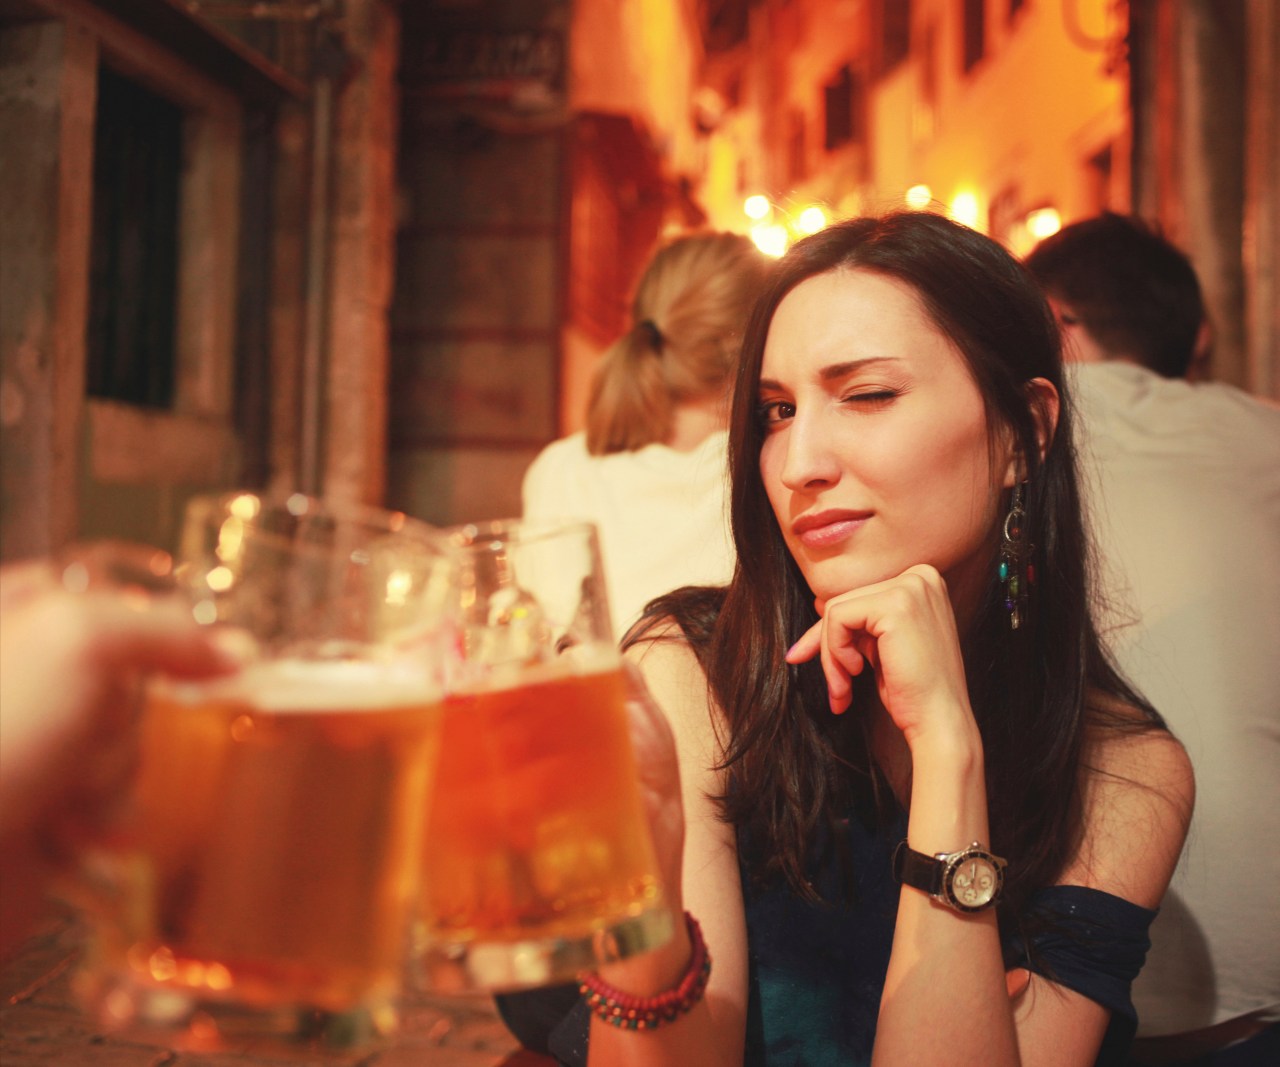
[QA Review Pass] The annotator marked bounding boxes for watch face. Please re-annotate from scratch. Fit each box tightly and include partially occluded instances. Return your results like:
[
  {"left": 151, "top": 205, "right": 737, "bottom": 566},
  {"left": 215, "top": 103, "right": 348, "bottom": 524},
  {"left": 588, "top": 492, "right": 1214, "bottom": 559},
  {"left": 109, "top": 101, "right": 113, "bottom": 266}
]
[{"left": 944, "top": 850, "right": 1004, "bottom": 913}]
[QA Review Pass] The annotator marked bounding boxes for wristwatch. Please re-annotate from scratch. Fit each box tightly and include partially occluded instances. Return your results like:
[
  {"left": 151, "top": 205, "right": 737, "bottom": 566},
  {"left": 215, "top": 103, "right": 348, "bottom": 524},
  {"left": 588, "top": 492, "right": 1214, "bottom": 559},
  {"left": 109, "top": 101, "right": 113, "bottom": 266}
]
[{"left": 892, "top": 839, "right": 1007, "bottom": 914}]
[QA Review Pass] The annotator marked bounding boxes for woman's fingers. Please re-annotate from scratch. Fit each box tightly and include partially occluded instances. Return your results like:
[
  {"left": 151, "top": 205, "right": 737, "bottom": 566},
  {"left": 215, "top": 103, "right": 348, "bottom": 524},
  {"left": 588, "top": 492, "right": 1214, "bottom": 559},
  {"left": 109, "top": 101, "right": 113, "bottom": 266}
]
[
  {"left": 819, "top": 604, "right": 881, "bottom": 715},
  {"left": 785, "top": 565, "right": 967, "bottom": 725},
  {"left": 620, "top": 662, "right": 685, "bottom": 901},
  {"left": 784, "top": 620, "right": 822, "bottom": 664},
  {"left": 786, "top": 615, "right": 871, "bottom": 715}
]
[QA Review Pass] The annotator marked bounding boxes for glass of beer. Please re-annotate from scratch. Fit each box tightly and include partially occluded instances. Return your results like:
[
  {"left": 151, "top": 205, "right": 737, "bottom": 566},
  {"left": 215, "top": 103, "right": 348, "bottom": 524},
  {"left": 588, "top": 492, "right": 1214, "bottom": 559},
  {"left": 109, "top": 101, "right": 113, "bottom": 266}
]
[
  {"left": 415, "top": 518, "right": 674, "bottom": 992},
  {"left": 71, "top": 491, "right": 450, "bottom": 1050}
]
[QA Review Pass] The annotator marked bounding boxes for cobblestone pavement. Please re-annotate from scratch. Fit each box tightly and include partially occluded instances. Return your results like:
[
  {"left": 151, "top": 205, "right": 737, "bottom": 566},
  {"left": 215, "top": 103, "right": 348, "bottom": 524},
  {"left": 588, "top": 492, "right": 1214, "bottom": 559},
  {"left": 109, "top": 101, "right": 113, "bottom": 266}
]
[{"left": 0, "top": 910, "right": 555, "bottom": 1067}]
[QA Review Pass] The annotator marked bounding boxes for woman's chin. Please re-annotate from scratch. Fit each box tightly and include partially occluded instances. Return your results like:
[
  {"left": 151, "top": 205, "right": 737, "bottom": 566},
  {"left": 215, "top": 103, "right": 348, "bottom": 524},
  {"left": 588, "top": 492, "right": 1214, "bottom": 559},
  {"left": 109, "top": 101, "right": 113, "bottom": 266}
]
[{"left": 799, "top": 560, "right": 900, "bottom": 606}]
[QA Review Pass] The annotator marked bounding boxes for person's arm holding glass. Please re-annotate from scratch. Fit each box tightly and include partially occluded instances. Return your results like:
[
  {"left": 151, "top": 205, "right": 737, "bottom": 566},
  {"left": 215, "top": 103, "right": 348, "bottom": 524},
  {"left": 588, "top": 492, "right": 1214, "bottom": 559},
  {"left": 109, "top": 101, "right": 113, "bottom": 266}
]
[
  {"left": 524, "top": 212, "right": 1194, "bottom": 1067},
  {"left": 582, "top": 635, "right": 749, "bottom": 1067},
  {"left": 0, "top": 552, "right": 242, "bottom": 959},
  {"left": 3, "top": 495, "right": 452, "bottom": 1053}
]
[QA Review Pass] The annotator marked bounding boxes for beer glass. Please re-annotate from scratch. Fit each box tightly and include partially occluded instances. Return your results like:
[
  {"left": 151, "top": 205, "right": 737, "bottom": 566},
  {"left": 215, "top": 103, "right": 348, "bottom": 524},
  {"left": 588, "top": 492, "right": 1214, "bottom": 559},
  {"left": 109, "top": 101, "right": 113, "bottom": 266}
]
[
  {"left": 416, "top": 518, "right": 674, "bottom": 991},
  {"left": 72, "top": 492, "right": 450, "bottom": 1049}
]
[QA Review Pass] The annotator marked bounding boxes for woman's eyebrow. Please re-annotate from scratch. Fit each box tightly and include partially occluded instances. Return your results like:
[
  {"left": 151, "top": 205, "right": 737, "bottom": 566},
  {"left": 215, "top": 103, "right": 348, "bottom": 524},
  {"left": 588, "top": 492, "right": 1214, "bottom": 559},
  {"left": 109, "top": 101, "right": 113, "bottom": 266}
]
[
  {"left": 818, "top": 356, "right": 905, "bottom": 382},
  {"left": 758, "top": 356, "right": 906, "bottom": 393},
  {"left": 758, "top": 357, "right": 907, "bottom": 394}
]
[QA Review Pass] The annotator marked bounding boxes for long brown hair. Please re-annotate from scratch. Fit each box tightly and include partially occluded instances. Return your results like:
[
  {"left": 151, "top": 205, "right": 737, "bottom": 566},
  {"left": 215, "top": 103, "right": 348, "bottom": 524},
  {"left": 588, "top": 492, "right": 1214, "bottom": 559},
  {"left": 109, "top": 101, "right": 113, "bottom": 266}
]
[{"left": 629, "top": 211, "right": 1161, "bottom": 923}]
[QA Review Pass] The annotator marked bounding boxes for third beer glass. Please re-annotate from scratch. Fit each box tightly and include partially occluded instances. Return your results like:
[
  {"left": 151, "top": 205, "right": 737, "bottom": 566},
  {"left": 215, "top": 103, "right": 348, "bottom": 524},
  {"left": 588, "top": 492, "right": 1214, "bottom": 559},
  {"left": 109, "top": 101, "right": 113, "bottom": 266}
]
[{"left": 416, "top": 518, "right": 674, "bottom": 991}]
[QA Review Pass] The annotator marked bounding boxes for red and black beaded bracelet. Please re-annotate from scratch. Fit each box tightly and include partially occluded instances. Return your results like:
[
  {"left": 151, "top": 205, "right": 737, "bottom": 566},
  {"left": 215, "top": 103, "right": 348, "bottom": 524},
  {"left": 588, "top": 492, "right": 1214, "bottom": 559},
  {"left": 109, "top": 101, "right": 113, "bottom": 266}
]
[{"left": 578, "top": 912, "right": 712, "bottom": 1031}]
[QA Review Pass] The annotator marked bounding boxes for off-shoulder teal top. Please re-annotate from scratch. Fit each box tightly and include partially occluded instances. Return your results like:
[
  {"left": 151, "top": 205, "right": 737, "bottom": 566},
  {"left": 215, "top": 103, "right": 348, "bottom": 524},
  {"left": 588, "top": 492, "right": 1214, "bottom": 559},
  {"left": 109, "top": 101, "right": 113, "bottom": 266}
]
[{"left": 496, "top": 802, "right": 1157, "bottom": 1066}]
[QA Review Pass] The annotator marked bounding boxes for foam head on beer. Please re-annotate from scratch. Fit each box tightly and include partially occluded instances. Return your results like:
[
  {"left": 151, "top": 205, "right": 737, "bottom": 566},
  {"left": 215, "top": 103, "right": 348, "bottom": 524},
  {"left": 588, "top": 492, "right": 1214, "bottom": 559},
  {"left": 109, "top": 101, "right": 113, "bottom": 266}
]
[{"left": 162, "top": 652, "right": 446, "bottom": 710}]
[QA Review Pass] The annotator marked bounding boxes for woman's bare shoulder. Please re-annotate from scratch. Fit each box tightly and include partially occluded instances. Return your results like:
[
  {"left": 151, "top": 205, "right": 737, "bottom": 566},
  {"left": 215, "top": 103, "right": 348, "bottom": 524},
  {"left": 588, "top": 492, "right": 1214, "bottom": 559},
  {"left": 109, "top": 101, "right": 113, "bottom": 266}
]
[
  {"left": 625, "top": 615, "right": 716, "bottom": 693},
  {"left": 1082, "top": 691, "right": 1194, "bottom": 794},
  {"left": 625, "top": 623, "right": 725, "bottom": 768},
  {"left": 1065, "top": 691, "right": 1194, "bottom": 907}
]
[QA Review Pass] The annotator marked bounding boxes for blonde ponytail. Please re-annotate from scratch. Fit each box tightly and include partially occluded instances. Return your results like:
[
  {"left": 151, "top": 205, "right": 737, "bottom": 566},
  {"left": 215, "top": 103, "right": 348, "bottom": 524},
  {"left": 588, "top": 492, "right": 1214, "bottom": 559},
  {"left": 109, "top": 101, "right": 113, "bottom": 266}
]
[
  {"left": 585, "top": 232, "right": 769, "bottom": 455},
  {"left": 586, "top": 323, "right": 672, "bottom": 453}
]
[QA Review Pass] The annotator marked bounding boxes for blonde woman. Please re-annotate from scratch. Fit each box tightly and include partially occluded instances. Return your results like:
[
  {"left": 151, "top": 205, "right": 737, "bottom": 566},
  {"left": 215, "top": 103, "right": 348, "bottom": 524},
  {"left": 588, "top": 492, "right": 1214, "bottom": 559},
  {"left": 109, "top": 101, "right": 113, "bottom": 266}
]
[{"left": 522, "top": 232, "right": 769, "bottom": 638}]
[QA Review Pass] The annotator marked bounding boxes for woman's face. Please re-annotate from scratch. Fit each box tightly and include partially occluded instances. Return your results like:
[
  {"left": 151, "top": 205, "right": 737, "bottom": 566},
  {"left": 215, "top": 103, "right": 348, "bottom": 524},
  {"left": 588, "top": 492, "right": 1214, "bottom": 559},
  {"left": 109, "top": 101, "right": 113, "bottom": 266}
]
[{"left": 757, "top": 268, "right": 1018, "bottom": 614}]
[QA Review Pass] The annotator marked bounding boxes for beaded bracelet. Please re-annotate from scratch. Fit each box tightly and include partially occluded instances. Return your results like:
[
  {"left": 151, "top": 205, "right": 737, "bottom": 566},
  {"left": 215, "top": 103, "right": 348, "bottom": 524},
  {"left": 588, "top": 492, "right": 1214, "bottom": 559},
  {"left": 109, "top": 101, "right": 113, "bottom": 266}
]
[{"left": 578, "top": 912, "right": 712, "bottom": 1031}]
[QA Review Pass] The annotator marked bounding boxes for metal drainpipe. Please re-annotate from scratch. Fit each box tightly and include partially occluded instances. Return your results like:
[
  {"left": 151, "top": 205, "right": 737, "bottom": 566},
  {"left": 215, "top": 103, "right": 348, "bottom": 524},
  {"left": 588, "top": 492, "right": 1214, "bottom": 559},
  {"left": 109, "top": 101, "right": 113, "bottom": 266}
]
[{"left": 299, "top": 11, "right": 337, "bottom": 498}]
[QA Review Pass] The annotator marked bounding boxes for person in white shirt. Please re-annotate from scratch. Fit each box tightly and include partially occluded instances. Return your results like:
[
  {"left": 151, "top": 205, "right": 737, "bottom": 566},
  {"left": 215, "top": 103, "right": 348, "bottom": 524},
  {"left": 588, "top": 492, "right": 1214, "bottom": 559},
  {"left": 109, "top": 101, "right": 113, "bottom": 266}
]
[
  {"left": 522, "top": 232, "right": 768, "bottom": 639},
  {"left": 1027, "top": 213, "right": 1280, "bottom": 1066}
]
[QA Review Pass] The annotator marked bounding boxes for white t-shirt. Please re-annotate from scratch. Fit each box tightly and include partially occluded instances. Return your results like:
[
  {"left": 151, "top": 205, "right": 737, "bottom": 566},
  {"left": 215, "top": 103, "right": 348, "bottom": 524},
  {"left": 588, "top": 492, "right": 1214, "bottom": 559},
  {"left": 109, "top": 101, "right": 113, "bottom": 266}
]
[
  {"left": 1071, "top": 361, "right": 1280, "bottom": 1034},
  {"left": 521, "top": 430, "right": 736, "bottom": 640}
]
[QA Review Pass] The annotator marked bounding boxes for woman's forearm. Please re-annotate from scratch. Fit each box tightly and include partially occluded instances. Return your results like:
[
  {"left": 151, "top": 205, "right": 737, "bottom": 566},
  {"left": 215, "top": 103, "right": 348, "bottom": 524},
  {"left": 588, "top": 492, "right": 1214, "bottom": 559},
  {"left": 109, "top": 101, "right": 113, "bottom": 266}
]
[{"left": 874, "top": 738, "right": 1021, "bottom": 1066}]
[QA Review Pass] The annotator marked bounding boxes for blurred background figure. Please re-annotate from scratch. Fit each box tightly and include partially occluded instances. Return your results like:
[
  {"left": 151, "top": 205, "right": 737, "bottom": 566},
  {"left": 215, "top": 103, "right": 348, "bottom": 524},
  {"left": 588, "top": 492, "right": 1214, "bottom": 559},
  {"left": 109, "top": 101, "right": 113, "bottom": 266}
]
[
  {"left": 1024, "top": 212, "right": 1214, "bottom": 381},
  {"left": 521, "top": 231, "right": 769, "bottom": 639},
  {"left": 1027, "top": 215, "right": 1280, "bottom": 1066}
]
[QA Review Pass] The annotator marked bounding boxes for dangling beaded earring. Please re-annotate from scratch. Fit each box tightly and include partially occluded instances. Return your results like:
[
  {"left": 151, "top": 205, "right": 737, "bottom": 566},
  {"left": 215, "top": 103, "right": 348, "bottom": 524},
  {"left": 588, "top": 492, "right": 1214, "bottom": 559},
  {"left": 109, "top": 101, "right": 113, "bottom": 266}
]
[{"left": 998, "top": 482, "right": 1034, "bottom": 630}]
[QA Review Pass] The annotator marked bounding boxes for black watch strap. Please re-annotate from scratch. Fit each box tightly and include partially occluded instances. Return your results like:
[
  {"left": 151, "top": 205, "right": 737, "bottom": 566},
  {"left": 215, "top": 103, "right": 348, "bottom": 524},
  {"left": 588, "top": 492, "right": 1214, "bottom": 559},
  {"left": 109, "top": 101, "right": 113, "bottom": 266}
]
[
  {"left": 892, "top": 840, "right": 945, "bottom": 897},
  {"left": 892, "top": 839, "right": 1007, "bottom": 913}
]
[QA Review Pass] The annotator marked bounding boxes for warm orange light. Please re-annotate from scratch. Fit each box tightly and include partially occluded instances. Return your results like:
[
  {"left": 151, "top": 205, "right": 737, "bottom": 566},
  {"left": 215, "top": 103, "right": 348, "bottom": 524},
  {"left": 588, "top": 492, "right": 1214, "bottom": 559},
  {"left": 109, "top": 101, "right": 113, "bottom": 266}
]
[
  {"left": 229, "top": 493, "right": 260, "bottom": 520},
  {"left": 949, "top": 191, "right": 981, "bottom": 230},
  {"left": 1025, "top": 207, "right": 1062, "bottom": 239},
  {"left": 744, "top": 194, "right": 771, "bottom": 221},
  {"left": 206, "top": 565, "right": 234, "bottom": 592},
  {"left": 750, "top": 223, "right": 789, "bottom": 257},
  {"left": 795, "top": 205, "right": 828, "bottom": 235},
  {"left": 148, "top": 947, "right": 177, "bottom": 982},
  {"left": 905, "top": 184, "right": 933, "bottom": 210},
  {"left": 205, "top": 962, "right": 233, "bottom": 990}
]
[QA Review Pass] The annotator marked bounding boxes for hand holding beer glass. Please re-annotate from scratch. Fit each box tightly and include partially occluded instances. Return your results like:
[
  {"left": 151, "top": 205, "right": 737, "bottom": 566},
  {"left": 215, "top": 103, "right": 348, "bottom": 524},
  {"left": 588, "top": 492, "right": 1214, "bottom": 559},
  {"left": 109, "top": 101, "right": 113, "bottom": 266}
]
[
  {"left": 71, "top": 492, "right": 448, "bottom": 1049},
  {"left": 417, "top": 519, "right": 675, "bottom": 991}
]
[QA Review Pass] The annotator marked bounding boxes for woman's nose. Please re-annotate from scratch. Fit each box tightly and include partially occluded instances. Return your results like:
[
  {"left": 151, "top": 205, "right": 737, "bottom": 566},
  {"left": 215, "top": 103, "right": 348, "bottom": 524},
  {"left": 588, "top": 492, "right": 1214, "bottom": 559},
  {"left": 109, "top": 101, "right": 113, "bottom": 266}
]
[{"left": 779, "top": 408, "right": 840, "bottom": 490}]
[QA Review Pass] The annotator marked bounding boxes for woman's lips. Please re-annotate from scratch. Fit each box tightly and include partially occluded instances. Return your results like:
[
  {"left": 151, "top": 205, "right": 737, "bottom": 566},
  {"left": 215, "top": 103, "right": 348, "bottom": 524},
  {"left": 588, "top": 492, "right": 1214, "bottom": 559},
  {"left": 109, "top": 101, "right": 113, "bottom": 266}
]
[{"left": 792, "top": 511, "right": 872, "bottom": 549}]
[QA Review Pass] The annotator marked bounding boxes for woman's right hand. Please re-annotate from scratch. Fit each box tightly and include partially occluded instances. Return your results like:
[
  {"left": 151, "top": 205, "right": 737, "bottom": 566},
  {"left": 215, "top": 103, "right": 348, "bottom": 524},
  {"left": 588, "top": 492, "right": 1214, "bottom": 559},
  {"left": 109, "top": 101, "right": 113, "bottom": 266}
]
[
  {"left": 784, "top": 563, "right": 978, "bottom": 753},
  {"left": 587, "top": 646, "right": 745, "bottom": 1067}
]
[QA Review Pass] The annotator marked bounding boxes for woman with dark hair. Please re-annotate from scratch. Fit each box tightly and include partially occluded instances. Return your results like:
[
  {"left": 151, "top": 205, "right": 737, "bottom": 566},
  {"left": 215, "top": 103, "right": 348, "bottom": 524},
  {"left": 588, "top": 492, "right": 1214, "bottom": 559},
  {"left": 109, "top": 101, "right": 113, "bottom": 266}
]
[{"left": 499, "top": 211, "right": 1192, "bottom": 1066}]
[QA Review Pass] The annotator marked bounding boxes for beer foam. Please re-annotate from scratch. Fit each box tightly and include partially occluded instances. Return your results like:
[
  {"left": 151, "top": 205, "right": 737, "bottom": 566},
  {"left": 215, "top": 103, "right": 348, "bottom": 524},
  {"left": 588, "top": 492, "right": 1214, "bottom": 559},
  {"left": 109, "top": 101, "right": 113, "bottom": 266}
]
[
  {"left": 160, "top": 657, "right": 443, "bottom": 712},
  {"left": 453, "top": 640, "right": 622, "bottom": 694}
]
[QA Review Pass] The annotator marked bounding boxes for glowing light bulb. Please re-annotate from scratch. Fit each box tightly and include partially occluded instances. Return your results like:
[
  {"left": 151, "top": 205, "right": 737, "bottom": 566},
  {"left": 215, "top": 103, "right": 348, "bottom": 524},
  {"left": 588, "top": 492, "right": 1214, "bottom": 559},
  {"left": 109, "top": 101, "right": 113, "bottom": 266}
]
[
  {"left": 750, "top": 223, "right": 789, "bottom": 258},
  {"left": 905, "top": 184, "right": 933, "bottom": 210},
  {"left": 744, "top": 194, "right": 771, "bottom": 221},
  {"left": 796, "top": 205, "right": 829, "bottom": 235},
  {"left": 949, "top": 191, "right": 981, "bottom": 229},
  {"left": 206, "top": 565, "right": 235, "bottom": 592},
  {"left": 1025, "top": 207, "right": 1062, "bottom": 239},
  {"left": 229, "top": 493, "right": 260, "bottom": 520}
]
